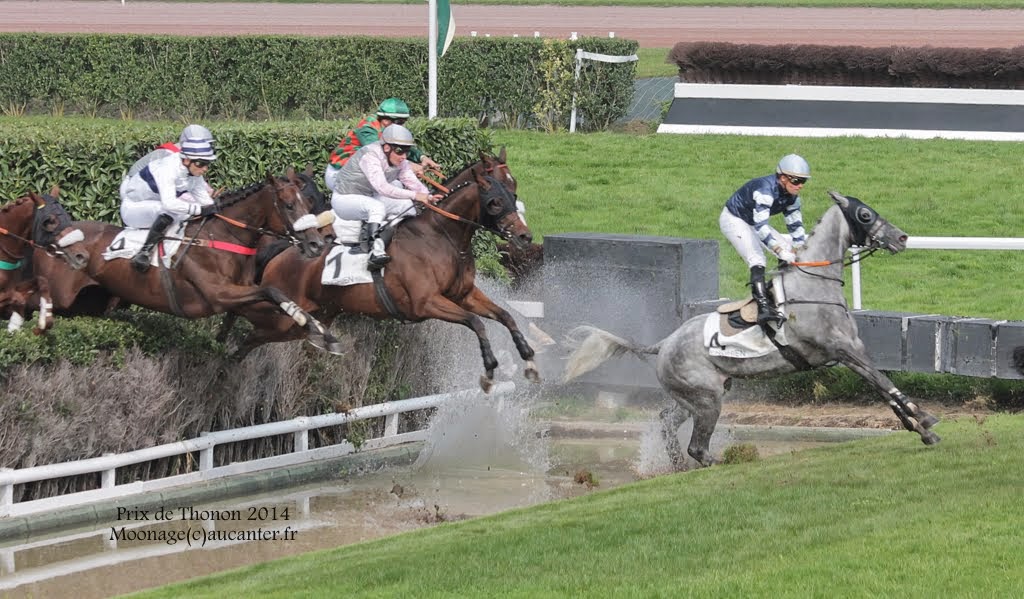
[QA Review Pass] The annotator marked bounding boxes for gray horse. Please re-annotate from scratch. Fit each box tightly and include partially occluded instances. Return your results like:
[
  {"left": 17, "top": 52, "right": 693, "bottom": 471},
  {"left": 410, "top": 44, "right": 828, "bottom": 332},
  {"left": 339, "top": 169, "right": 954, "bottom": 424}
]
[{"left": 564, "top": 191, "right": 941, "bottom": 468}]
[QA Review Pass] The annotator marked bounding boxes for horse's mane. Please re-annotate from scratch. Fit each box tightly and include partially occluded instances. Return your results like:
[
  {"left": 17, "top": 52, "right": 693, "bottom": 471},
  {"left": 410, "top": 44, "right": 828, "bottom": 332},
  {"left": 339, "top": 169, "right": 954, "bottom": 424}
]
[{"left": 215, "top": 180, "right": 267, "bottom": 209}]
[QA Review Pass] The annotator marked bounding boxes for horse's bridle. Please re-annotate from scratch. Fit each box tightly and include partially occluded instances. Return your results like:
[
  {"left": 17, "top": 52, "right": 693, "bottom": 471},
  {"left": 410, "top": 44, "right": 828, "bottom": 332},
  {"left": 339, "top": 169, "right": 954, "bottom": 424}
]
[{"left": 0, "top": 197, "right": 82, "bottom": 267}]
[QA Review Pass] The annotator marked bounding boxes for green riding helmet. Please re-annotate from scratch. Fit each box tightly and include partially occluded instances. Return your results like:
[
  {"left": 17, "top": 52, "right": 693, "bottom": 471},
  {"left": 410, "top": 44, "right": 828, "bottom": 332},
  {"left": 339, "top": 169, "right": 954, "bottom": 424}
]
[{"left": 377, "top": 97, "right": 411, "bottom": 119}]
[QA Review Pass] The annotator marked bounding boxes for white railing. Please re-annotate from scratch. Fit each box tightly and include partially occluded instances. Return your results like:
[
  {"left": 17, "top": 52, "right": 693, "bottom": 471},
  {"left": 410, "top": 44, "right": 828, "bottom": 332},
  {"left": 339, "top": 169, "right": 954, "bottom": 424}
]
[
  {"left": 851, "top": 236, "right": 1024, "bottom": 309},
  {"left": 0, "top": 382, "right": 514, "bottom": 520}
]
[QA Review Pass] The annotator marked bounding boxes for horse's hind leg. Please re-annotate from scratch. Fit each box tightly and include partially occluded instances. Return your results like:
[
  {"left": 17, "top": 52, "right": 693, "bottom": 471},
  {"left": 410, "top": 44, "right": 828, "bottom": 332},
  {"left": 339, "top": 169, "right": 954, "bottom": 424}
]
[
  {"left": 459, "top": 286, "right": 539, "bottom": 383},
  {"left": 686, "top": 391, "right": 723, "bottom": 468},
  {"left": 659, "top": 401, "right": 692, "bottom": 471}
]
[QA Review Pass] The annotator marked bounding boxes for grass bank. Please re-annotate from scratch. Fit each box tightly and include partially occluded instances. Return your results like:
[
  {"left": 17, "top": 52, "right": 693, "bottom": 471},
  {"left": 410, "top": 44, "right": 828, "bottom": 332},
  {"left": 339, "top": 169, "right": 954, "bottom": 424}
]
[
  {"left": 129, "top": 415, "right": 1024, "bottom": 597},
  {"left": 491, "top": 129, "right": 1024, "bottom": 321}
]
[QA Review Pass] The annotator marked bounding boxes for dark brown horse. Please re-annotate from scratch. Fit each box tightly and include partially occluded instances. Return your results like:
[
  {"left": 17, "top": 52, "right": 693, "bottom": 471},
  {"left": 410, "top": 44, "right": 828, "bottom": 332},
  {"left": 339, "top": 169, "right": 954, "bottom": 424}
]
[
  {"left": 0, "top": 188, "right": 90, "bottom": 333},
  {"left": 227, "top": 154, "right": 537, "bottom": 390},
  {"left": 32, "top": 168, "right": 346, "bottom": 354}
]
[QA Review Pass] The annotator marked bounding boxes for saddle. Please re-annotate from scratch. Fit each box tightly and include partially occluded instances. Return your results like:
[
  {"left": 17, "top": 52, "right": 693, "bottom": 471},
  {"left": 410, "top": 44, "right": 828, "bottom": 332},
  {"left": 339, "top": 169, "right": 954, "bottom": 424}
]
[{"left": 716, "top": 280, "right": 786, "bottom": 335}]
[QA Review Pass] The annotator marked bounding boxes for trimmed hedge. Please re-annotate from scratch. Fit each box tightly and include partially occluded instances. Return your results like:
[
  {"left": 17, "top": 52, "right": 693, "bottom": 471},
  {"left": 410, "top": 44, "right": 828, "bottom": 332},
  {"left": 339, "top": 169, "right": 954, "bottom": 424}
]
[
  {"left": 0, "top": 117, "right": 491, "bottom": 222},
  {"left": 0, "top": 34, "right": 637, "bottom": 131},
  {"left": 669, "top": 42, "right": 1024, "bottom": 88}
]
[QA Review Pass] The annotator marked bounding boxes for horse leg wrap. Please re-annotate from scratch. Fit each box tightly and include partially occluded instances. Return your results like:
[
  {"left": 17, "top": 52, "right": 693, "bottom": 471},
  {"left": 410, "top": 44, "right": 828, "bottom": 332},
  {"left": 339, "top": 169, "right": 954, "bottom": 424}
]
[
  {"left": 280, "top": 301, "right": 308, "bottom": 327},
  {"left": 38, "top": 297, "right": 51, "bottom": 330},
  {"left": 7, "top": 312, "right": 24, "bottom": 333},
  {"left": 887, "top": 394, "right": 917, "bottom": 433}
]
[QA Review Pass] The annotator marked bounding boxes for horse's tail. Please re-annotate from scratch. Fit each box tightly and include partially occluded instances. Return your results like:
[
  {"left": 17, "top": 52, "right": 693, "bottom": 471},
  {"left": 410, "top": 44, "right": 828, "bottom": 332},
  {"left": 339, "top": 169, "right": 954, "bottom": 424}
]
[
  {"left": 563, "top": 325, "right": 661, "bottom": 382},
  {"left": 1013, "top": 347, "right": 1024, "bottom": 375}
]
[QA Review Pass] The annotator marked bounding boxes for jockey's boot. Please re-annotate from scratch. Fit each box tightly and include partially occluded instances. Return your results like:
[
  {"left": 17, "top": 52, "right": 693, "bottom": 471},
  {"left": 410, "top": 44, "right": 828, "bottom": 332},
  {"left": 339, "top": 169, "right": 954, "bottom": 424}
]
[
  {"left": 131, "top": 213, "right": 174, "bottom": 273},
  {"left": 365, "top": 222, "right": 391, "bottom": 271},
  {"left": 750, "top": 266, "right": 784, "bottom": 326}
]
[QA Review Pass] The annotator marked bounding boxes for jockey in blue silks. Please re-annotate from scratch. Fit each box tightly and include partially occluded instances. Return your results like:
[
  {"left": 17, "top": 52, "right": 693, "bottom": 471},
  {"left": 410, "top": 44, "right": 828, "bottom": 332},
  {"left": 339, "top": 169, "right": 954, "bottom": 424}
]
[{"left": 719, "top": 154, "right": 810, "bottom": 326}]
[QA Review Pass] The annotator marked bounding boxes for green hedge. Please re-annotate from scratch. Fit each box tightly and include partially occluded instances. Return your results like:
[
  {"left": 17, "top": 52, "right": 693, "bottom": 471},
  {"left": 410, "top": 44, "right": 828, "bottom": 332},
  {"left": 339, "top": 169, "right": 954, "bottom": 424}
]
[
  {"left": 0, "top": 34, "right": 637, "bottom": 130},
  {"left": 669, "top": 41, "right": 1024, "bottom": 88},
  {"left": 0, "top": 116, "right": 491, "bottom": 222}
]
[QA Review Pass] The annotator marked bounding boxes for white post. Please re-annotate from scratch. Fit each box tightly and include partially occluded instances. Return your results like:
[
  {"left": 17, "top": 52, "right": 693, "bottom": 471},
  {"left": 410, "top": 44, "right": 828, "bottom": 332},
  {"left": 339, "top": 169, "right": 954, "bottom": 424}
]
[
  {"left": 384, "top": 413, "right": 399, "bottom": 437},
  {"left": 199, "top": 432, "right": 214, "bottom": 471},
  {"left": 851, "top": 248, "right": 862, "bottom": 310},
  {"left": 534, "top": 31, "right": 540, "bottom": 38},
  {"left": 569, "top": 48, "right": 583, "bottom": 133},
  {"left": 293, "top": 429, "right": 308, "bottom": 453},
  {"left": 570, "top": 32, "right": 578, "bottom": 40},
  {"left": 609, "top": 32, "right": 615, "bottom": 38},
  {"left": 428, "top": 0, "right": 438, "bottom": 118},
  {"left": 101, "top": 453, "right": 116, "bottom": 489},
  {"left": 0, "top": 468, "right": 12, "bottom": 510}
]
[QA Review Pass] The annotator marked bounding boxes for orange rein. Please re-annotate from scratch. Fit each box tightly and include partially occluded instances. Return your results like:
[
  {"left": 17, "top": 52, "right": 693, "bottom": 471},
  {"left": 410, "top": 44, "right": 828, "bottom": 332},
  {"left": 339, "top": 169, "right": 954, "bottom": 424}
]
[{"left": 790, "top": 260, "right": 833, "bottom": 267}]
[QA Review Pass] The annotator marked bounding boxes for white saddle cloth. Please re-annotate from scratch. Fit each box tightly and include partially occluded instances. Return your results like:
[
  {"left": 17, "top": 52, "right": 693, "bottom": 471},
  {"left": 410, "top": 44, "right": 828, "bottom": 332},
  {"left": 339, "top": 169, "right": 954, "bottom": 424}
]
[
  {"left": 702, "top": 313, "right": 790, "bottom": 359},
  {"left": 102, "top": 222, "right": 187, "bottom": 269},
  {"left": 321, "top": 244, "right": 373, "bottom": 287}
]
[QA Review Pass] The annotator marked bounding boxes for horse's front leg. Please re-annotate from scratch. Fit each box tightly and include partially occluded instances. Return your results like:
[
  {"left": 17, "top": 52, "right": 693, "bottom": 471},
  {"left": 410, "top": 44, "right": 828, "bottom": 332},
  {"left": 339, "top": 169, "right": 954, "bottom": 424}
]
[
  {"left": 418, "top": 295, "right": 499, "bottom": 392},
  {"left": 194, "top": 282, "right": 343, "bottom": 357},
  {"left": 28, "top": 276, "right": 54, "bottom": 334},
  {"left": 836, "top": 347, "right": 941, "bottom": 445},
  {"left": 458, "top": 286, "right": 539, "bottom": 383}
]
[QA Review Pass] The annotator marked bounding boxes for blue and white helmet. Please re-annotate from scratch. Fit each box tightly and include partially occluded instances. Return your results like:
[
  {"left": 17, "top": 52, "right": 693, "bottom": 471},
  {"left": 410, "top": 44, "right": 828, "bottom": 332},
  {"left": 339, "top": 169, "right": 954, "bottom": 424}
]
[{"left": 179, "top": 124, "right": 218, "bottom": 161}]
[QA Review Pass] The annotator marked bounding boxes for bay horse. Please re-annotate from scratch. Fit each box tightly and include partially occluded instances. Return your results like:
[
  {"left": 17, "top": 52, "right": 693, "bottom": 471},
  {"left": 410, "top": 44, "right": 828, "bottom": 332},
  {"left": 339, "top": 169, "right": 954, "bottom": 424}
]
[
  {"left": 0, "top": 188, "right": 90, "bottom": 333},
  {"left": 31, "top": 168, "right": 346, "bottom": 354},
  {"left": 226, "top": 153, "right": 537, "bottom": 391},
  {"left": 564, "top": 191, "right": 941, "bottom": 468}
]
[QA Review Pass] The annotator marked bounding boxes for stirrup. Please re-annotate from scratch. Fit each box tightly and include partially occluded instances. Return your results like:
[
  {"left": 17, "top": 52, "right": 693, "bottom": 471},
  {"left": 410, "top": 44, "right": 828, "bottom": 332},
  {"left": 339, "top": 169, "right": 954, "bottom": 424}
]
[
  {"left": 367, "top": 253, "right": 391, "bottom": 271},
  {"left": 131, "top": 250, "right": 154, "bottom": 273}
]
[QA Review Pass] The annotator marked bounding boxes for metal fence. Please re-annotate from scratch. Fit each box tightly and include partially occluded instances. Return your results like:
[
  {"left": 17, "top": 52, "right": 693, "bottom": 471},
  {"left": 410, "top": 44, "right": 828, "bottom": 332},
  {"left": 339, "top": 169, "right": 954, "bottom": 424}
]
[{"left": 0, "top": 382, "right": 515, "bottom": 520}]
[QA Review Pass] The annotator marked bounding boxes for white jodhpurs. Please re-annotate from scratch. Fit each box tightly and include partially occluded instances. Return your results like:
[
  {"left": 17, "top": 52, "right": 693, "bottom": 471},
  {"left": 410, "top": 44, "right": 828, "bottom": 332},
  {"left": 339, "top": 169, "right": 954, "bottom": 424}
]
[
  {"left": 720, "top": 208, "right": 795, "bottom": 269},
  {"left": 331, "top": 193, "right": 415, "bottom": 223}
]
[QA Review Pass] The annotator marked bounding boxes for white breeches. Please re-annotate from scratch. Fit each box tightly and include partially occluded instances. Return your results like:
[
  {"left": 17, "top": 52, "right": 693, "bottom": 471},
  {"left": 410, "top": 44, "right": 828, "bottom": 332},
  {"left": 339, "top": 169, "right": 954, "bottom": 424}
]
[
  {"left": 331, "top": 193, "right": 415, "bottom": 224},
  {"left": 719, "top": 208, "right": 794, "bottom": 269},
  {"left": 119, "top": 179, "right": 193, "bottom": 228}
]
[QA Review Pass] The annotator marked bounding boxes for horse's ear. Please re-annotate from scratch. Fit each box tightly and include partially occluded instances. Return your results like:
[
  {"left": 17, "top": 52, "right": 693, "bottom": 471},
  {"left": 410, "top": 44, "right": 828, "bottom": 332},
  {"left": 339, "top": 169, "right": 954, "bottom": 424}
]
[
  {"left": 285, "top": 166, "right": 296, "bottom": 180},
  {"left": 304, "top": 163, "right": 315, "bottom": 177},
  {"left": 497, "top": 146, "right": 507, "bottom": 164},
  {"left": 266, "top": 171, "right": 276, "bottom": 185},
  {"left": 473, "top": 168, "right": 490, "bottom": 188},
  {"left": 828, "top": 190, "right": 849, "bottom": 208},
  {"left": 49, "top": 185, "right": 60, "bottom": 198}
]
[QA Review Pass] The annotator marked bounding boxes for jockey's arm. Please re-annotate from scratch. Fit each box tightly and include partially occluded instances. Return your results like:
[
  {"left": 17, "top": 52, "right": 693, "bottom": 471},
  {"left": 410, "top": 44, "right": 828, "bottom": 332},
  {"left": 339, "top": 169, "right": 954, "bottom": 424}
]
[
  {"left": 188, "top": 176, "right": 215, "bottom": 206},
  {"left": 782, "top": 198, "right": 807, "bottom": 247},
  {"left": 397, "top": 161, "right": 430, "bottom": 195},
  {"left": 359, "top": 152, "right": 418, "bottom": 200},
  {"left": 150, "top": 159, "right": 205, "bottom": 218}
]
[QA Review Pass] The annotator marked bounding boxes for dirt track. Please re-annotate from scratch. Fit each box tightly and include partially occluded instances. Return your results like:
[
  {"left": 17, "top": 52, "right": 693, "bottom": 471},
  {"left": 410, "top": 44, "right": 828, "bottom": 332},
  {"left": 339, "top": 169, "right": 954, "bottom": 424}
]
[{"left": 4, "top": 2, "right": 1024, "bottom": 48}]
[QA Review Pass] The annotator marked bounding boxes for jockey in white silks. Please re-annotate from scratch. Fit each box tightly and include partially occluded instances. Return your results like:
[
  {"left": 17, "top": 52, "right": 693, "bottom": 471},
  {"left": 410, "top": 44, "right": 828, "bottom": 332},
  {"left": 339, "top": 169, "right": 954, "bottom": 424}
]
[
  {"left": 327, "top": 124, "right": 439, "bottom": 271},
  {"left": 119, "top": 124, "right": 219, "bottom": 272},
  {"left": 719, "top": 153, "right": 810, "bottom": 326}
]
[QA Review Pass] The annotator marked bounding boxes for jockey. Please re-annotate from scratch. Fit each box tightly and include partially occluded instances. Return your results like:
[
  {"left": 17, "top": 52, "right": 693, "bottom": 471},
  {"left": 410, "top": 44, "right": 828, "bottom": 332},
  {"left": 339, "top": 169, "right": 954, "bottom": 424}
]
[
  {"left": 329, "top": 124, "right": 440, "bottom": 271},
  {"left": 324, "top": 97, "right": 441, "bottom": 191},
  {"left": 719, "top": 153, "right": 809, "bottom": 326},
  {"left": 119, "top": 124, "right": 219, "bottom": 272}
]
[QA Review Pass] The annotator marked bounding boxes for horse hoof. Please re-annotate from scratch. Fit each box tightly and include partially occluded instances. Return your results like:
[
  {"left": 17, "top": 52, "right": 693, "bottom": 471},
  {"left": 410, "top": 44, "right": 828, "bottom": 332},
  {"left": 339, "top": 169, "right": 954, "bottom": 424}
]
[
  {"left": 920, "top": 430, "right": 941, "bottom": 446},
  {"left": 688, "top": 449, "right": 718, "bottom": 468},
  {"left": 479, "top": 375, "right": 494, "bottom": 394},
  {"left": 524, "top": 367, "right": 541, "bottom": 383}
]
